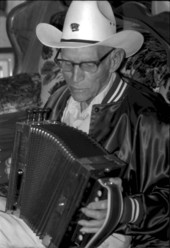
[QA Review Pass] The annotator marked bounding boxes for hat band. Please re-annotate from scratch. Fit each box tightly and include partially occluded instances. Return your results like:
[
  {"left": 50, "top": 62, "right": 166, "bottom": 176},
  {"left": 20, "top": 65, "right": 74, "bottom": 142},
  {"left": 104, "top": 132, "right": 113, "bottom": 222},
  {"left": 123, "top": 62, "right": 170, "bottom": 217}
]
[{"left": 61, "top": 38, "right": 99, "bottom": 44}]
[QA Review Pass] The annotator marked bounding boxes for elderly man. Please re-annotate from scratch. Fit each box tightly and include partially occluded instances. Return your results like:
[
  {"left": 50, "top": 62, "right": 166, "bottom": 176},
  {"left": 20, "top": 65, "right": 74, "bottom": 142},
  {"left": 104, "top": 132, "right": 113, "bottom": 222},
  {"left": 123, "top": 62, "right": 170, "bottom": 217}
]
[
  {"left": 35, "top": 1, "right": 169, "bottom": 248},
  {"left": 0, "top": 1, "right": 169, "bottom": 248}
]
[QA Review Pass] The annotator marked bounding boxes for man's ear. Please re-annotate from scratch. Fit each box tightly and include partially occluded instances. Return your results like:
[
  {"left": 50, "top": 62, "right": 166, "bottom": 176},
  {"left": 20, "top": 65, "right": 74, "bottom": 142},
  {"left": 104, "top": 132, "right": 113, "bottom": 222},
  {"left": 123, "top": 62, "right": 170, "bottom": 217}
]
[{"left": 109, "top": 48, "right": 125, "bottom": 72}]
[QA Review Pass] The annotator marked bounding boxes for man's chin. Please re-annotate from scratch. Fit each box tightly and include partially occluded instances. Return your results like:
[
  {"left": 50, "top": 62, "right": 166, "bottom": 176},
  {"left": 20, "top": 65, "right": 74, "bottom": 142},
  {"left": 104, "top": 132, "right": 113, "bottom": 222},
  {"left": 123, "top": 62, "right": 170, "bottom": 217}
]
[{"left": 71, "top": 92, "right": 89, "bottom": 103}]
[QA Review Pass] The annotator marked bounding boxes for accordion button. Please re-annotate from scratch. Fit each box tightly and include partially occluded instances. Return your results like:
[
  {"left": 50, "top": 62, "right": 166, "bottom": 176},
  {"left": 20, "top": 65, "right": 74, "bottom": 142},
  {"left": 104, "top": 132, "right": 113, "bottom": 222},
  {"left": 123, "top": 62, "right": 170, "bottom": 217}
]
[
  {"left": 18, "top": 169, "right": 23, "bottom": 175},
  {"left": 78, "top": 234, "right": 83, "bottom": 241},
  {"left": 94, "top": 107, "right": 99, "bottom": 113},
  {"left": 97, "top": 190, "right": 102, "bottom": 197}
]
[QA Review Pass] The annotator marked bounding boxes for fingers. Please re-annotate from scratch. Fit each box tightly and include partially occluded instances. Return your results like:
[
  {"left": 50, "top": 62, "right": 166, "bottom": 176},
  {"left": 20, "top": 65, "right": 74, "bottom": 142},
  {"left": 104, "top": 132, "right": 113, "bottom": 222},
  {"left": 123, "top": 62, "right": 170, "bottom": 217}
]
[
  {"left": 78, "top": 200, "right": 108, "bottom": 234},
  {"left": 80, "top": 208, "right": 106, "bottom": 220},
  {"left": 108, "top": 177, "right": 123, "bottom": 192},
  {"left": 80, "top": 226, "right": 100, "bottom": 233},
  {"left": 78, "top": 219, "right": 104, "bottom": 233},
  {"left": 77, "top": 177, "right": 123, "bottom": 235},
  {"left": 79, "top": 219, "right": 103, "bottom": 228},
  {"left": 86, "top": 199, "right": 108, "bottom": 210}
]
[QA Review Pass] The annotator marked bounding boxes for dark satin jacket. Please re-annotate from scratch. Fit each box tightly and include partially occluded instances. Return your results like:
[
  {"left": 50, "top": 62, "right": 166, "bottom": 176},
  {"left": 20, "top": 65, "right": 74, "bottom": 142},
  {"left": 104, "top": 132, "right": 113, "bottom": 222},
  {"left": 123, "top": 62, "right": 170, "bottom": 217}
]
[{"left": 45, "top": 75, "right": 170, "bottom": 248}]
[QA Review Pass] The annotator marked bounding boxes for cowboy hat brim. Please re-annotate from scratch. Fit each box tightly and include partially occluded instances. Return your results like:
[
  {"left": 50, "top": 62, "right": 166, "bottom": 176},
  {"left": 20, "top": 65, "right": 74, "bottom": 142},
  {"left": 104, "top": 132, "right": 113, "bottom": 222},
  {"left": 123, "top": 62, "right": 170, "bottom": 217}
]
[{"left": 36, "top": 23, "right": 144, "bottom": 58}]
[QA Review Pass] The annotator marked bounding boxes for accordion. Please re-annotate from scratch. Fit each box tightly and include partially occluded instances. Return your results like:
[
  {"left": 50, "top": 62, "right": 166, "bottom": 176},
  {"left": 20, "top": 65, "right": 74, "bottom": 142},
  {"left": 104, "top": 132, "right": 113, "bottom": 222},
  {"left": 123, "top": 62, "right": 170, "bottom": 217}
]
[{"left": 6, "top": 118, "right": 126, "bottom": 248}]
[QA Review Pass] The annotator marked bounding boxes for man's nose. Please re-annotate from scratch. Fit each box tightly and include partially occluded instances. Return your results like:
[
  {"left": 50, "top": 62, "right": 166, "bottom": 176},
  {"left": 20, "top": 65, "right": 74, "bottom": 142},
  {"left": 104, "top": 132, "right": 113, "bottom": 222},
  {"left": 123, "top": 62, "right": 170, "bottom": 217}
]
[{"left": 72, "top": 65, "right": 84, "bottom": 83}]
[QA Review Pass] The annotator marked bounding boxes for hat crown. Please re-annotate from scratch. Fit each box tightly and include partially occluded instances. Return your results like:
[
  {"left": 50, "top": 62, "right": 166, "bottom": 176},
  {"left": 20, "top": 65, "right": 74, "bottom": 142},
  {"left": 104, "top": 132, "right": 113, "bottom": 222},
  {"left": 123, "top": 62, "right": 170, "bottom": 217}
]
[
  {"left": 152, "top": 1, "right": 170, "bottom": 15},
  {"left": 62, "top": 1, "right": 116, "bottom": 42}
]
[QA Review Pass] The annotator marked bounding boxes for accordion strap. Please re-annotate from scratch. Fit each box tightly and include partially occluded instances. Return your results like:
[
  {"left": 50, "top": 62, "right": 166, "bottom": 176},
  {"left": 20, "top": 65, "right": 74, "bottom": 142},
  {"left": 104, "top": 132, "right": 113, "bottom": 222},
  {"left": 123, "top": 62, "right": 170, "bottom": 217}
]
[{"left": 85, "top": 178, "right": 123, "bottom": 248}]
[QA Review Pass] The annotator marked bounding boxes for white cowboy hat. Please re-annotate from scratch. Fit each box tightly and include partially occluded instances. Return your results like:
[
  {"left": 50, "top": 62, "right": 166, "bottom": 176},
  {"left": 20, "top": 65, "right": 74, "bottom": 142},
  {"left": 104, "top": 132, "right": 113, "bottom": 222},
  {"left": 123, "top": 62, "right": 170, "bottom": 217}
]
[{"left": 36, "top": 1, "right": 144, "bottom": 57}]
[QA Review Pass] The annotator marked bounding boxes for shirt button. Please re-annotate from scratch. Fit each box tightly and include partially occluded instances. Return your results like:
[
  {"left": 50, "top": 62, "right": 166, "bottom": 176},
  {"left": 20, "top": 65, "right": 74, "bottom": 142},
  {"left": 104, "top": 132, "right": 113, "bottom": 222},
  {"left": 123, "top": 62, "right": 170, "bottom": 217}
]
[{"left": 94, "top": 107, "right": 99, "bottom": 113}]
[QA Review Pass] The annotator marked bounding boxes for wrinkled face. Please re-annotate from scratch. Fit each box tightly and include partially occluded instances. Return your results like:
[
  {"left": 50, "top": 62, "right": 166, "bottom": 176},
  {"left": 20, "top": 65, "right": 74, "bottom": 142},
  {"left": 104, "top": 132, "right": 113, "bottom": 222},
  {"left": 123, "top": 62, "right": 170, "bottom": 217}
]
[{"left": 60, "top": 46, "right": 113, "bottom": 105}]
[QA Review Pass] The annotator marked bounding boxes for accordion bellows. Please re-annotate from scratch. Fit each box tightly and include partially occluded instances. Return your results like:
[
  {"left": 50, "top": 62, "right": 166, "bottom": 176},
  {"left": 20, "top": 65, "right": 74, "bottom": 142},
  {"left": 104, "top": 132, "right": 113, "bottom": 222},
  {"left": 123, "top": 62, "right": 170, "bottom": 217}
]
[{"left": 6, "top": 121, "right": 125, "bottom": 248}]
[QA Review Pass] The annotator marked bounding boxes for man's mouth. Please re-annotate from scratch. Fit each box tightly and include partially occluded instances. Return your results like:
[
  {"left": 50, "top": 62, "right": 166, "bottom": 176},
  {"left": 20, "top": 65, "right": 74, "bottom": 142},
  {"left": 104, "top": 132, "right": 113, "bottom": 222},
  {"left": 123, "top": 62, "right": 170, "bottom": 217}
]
[{"left": 70, "top": 87, "right": 87, "bottom": 92}]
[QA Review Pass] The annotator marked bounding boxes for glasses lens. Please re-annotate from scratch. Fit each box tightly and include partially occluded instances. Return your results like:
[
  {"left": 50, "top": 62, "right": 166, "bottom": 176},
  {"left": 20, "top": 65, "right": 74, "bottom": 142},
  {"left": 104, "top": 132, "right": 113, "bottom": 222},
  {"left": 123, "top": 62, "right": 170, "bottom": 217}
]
[
  {"left": 56, "top": 60, "right": 73, "bottom": 71},
  {"left": 62, "top": 61, "right": 73, "bottom": 71},
  {"left": 81, "top": 62, "right": 98, "bottom": 73}
]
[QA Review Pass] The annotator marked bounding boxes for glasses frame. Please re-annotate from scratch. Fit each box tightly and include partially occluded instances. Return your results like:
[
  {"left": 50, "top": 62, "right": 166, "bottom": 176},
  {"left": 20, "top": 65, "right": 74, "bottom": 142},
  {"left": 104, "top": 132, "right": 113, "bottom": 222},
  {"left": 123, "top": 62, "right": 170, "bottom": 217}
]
[{"left": 54, "top": 48, "right": 115, "bottom": 73}]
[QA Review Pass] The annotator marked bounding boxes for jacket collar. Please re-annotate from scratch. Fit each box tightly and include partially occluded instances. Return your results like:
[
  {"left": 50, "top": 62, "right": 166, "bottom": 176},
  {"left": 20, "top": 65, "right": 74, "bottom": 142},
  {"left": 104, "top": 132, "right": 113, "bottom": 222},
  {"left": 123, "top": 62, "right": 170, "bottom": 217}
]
[
  {"left": 56, "top": 72, "right": 128, "bottom": 112},
  {"left": 102, "top": 73, "right": 128, "bottom": 104}
]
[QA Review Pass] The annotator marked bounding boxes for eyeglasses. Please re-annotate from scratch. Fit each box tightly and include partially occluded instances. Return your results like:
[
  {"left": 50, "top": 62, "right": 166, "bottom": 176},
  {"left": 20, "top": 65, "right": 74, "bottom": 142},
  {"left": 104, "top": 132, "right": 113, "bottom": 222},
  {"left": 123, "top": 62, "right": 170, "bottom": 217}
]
[{"left": 54, "top": 48, "right": 115, "bottom": 73}]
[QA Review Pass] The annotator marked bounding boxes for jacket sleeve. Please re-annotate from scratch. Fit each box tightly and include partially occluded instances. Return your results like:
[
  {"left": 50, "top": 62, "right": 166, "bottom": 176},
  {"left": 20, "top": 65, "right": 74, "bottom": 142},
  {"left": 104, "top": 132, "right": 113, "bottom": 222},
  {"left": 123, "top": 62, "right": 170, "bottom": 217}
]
[{"left": 118, "top": 113, "right": 170, "bottom": 242}]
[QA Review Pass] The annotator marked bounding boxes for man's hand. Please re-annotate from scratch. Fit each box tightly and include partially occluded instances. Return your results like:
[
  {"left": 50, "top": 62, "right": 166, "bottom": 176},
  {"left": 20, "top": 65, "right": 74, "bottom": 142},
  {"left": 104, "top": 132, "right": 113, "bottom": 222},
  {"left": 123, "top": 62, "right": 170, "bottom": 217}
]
[
  {"left": 78, "top": 177, "right": 122, "bottom": 234},
  {"left": 78, "top": 199, "right": 108, "bottom": 233}
]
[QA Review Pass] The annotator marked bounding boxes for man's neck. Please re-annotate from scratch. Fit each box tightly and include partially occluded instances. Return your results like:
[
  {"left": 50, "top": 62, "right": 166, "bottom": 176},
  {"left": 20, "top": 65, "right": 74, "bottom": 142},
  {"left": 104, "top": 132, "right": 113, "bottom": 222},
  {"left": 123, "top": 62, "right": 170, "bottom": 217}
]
[
  {"left": 79, "top": 73, "right": 116, "bottom": 112},
  {"left": 80, "top": 101, "right": 89, "bottom": 112}
]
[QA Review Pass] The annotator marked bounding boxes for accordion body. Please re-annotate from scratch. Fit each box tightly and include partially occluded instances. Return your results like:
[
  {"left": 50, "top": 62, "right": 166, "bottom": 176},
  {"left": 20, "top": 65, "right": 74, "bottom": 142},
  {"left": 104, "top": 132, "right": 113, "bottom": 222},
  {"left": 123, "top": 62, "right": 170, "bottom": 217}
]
[{"left": 6, "top": 120, "right": 126, "bottom": 248}]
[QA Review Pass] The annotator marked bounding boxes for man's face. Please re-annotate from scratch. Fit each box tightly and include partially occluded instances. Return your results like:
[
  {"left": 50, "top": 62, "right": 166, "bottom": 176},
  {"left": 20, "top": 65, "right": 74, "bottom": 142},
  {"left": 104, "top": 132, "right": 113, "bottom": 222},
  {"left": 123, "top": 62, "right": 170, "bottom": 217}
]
[{"left": 60, "top": 46, "right": 113, "bottom": 105}]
